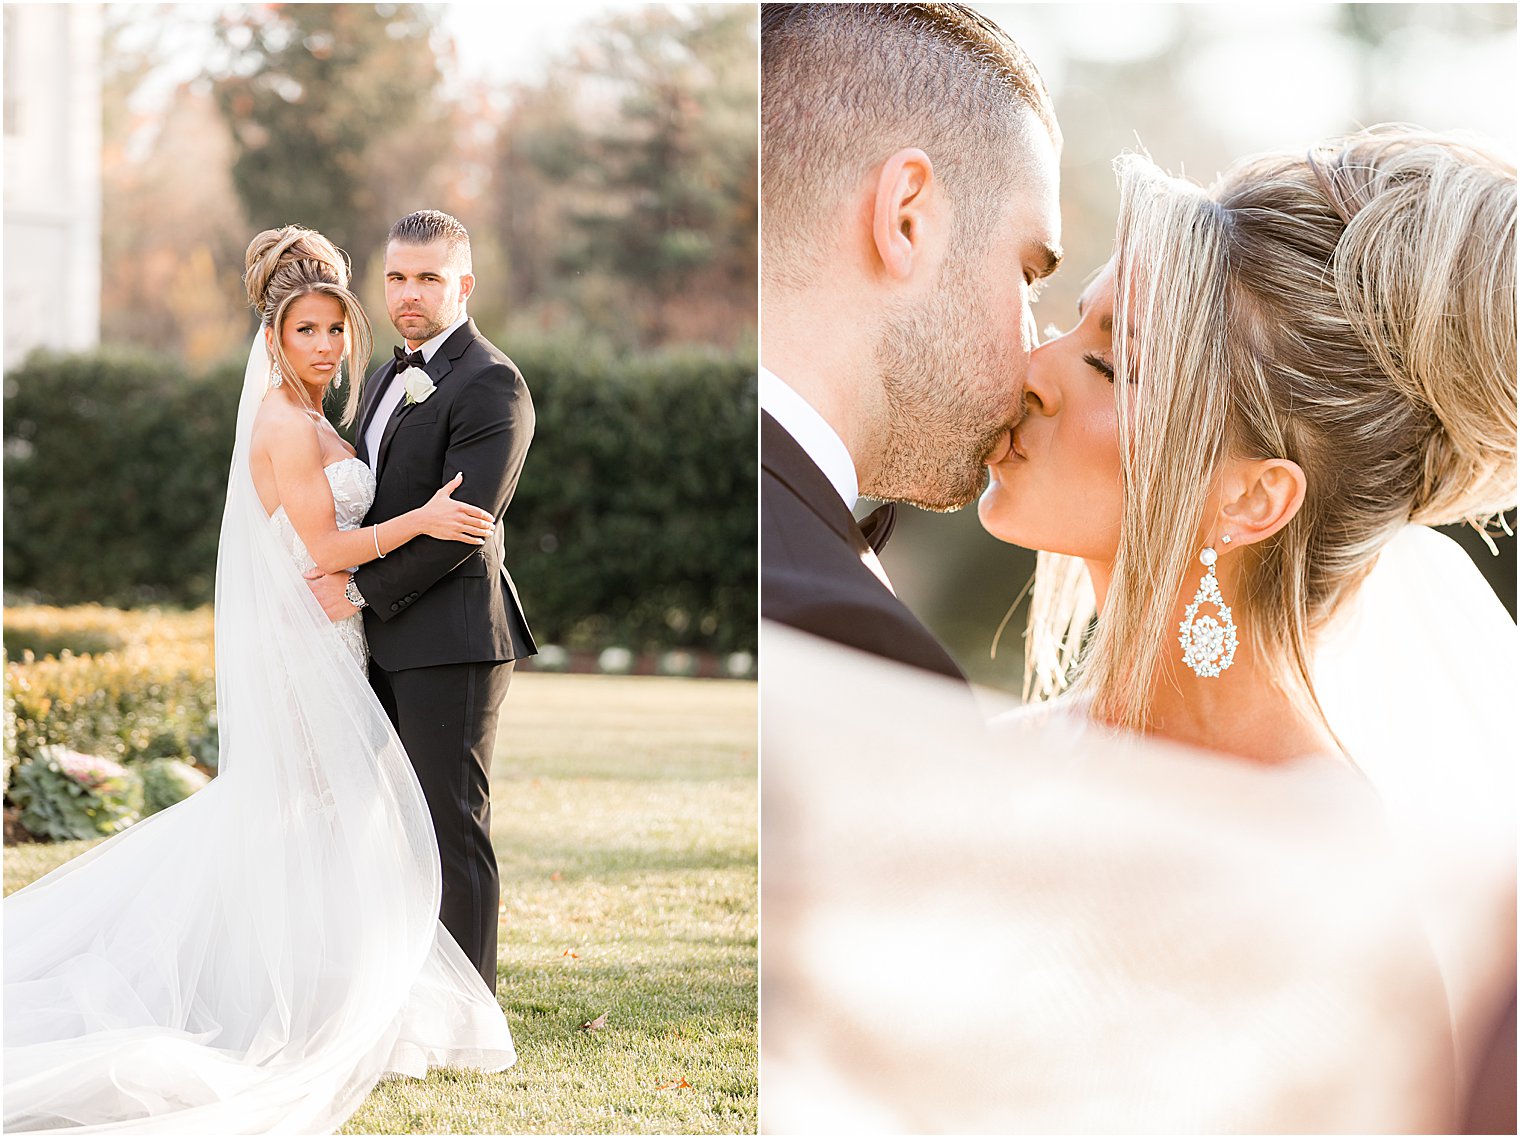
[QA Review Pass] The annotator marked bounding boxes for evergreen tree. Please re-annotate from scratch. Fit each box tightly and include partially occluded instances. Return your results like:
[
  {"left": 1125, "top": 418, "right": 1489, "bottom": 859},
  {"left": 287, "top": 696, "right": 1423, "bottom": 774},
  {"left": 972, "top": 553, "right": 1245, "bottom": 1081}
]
[{"left": 211, "top": 4, "right": 448, "bottom": 285}]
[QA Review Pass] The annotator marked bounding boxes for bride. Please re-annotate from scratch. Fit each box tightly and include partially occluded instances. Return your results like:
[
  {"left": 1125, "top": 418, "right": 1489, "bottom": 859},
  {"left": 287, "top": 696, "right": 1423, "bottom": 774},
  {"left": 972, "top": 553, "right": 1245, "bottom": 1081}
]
[
  {"left": 764, "top": 126, "right": 1516, "bottom": 1131},
  {"left": 4, "top": 226, "right": 516, "bottom": 1133}
]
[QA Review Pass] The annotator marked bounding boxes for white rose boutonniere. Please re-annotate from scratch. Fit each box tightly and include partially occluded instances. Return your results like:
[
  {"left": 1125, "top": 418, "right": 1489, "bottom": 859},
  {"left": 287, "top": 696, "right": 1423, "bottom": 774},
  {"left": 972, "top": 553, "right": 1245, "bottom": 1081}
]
[{"left": 400, "top": 366, "right": 435, "bottom": 407}]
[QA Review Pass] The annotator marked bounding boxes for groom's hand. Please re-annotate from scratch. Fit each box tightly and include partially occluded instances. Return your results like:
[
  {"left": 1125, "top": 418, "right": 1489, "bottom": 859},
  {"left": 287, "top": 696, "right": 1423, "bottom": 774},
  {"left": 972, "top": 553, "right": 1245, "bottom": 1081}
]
[{"left": 304, "top": 567, "right": 359, "bottom": 622}]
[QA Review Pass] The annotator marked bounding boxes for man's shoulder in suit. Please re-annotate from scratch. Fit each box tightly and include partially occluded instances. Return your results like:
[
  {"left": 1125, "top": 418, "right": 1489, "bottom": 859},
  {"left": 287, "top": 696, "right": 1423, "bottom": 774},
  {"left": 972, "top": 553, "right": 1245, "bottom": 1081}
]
[
  {"left": 456, "top": 323, "right": 528, "bottom": 391},
  {"left": 761, "top": 428, "right": 965, "bottom": 682}
]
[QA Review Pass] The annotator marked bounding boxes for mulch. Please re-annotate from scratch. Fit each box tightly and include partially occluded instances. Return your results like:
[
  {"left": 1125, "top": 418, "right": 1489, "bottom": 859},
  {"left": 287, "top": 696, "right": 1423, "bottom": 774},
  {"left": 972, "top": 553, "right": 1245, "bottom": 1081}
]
[{"left": 4, "top": 804, "right": 40, "bottom": 845}]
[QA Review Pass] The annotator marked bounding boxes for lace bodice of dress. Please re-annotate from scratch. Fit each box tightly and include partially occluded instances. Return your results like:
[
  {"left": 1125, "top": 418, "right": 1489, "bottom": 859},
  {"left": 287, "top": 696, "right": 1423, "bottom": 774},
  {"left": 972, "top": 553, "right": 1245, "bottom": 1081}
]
[{"left": 269, "top": 457, "right": 376, "bottom": 667}]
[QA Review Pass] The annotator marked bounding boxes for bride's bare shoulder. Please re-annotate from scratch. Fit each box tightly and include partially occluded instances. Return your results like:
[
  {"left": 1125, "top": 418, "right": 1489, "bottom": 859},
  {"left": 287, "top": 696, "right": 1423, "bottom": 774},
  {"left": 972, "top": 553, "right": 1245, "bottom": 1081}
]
[{"left": 250, "top": 395, "right": 320, "bottom": 458}]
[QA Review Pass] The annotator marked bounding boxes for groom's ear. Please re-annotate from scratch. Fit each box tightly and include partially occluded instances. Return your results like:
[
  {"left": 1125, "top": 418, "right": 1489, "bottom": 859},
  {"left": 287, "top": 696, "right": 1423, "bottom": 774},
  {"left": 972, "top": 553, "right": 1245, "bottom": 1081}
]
[
  {"left": 871, "top": 148, "right": 939, "bottom": 282},
  {"left": 1216, "top": 458, "right": 1307, "bottom": 548},
  {"left": 458, "top": 272, "right": 476, "bottom": 304}
]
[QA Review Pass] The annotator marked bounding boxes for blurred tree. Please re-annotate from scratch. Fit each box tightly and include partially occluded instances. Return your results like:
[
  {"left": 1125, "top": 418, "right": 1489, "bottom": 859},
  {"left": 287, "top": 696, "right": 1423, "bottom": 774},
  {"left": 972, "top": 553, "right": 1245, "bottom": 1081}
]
[
  {"left": 100, "top": 11, "right": 248, "bottom": 370},
  {"left": 488, "top": 5, "right": 757, "bottom": 350},
  {"left": 210, "top": 3, "right": 451, "bottom": 287},
  {"left": 484, "top": 75, "right": 582, "bottom": 338}
]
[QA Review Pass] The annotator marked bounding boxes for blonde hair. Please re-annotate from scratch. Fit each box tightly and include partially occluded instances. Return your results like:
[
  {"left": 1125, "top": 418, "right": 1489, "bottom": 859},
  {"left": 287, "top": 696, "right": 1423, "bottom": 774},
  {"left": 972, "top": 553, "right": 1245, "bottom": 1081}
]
[
  {"left": 243, "top": 225, "right": 373, "bottom": 427},
  {"left": 1027, "top": 126, "right": 1517, "bottom": 732}
]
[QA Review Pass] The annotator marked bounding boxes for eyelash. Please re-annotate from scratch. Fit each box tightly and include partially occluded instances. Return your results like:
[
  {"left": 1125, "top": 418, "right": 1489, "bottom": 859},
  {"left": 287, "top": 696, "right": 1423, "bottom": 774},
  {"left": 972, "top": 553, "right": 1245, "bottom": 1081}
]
[{"left": 1083, "top": 352, "right": 1116, "bottom": 382}]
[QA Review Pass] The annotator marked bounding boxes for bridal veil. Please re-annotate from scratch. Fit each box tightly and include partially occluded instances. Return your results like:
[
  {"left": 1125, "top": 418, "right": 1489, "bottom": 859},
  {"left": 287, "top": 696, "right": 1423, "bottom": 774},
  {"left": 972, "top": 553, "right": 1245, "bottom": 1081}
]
[{"left": 762, "top": 525, "right": 1514, "bottom": 1132}]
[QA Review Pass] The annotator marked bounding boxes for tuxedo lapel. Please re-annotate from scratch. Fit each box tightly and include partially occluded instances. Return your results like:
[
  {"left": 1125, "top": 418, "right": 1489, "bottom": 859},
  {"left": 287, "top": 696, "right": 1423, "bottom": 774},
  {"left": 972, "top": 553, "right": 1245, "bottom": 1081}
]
[
  {"left": 761, "top": 412, "right": 860, "bottom": 548},
  {"left": 761, "top": 412, "right": 895, "bottom": 593},
  {"left": 374, "top": 320, "right": 478, "bottom": 476}
]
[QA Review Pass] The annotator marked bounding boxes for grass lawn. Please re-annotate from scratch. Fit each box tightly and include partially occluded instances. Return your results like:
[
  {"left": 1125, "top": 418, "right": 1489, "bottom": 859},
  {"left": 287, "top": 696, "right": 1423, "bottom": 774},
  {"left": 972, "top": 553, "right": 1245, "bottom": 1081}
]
[{"left": 4, "top": 672, "right": 758, "bottom": 1135}]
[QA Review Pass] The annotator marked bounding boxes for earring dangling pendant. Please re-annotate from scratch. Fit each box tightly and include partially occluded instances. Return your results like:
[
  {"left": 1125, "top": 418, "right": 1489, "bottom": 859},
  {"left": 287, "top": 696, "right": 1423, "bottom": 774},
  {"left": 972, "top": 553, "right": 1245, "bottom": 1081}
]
[
  {"left": 270, "top": 360, "right": 284, "bottom": 388},
  {"left": 1179, "top": 544, "right": 1238, "bottom": 678}
]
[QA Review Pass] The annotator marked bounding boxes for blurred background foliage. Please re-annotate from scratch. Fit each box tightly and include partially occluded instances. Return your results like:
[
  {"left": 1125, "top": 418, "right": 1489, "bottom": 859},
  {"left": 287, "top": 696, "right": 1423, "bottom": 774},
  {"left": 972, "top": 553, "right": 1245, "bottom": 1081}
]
[
  {"left": 96, "top": 2, "right": 755, "bottom": 365},
  {"left": 7, "top": 2, "right": 756, "bottom": 657},
  {"left": 4, "top": 340, "right": 755, "bottom": 655},
  {"left": 877, "top": 2, "right": 1518, "bottom": 691}
]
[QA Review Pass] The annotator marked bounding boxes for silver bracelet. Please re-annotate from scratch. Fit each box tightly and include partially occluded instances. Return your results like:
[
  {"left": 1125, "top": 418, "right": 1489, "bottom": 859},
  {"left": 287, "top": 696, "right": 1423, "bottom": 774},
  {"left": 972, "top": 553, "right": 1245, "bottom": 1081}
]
[{"left": 373, "top": 523, "right": 385, "bottom": 559}]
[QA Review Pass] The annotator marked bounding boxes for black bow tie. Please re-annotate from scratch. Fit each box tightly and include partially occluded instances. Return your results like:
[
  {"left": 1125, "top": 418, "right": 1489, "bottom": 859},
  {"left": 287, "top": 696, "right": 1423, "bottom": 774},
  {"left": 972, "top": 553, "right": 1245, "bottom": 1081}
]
[
  {"left": 394, "top": 346, "right": 425, "bottom": 371},
  {"left": 858, "top": 503, "right": 897, "bottom": 554}
]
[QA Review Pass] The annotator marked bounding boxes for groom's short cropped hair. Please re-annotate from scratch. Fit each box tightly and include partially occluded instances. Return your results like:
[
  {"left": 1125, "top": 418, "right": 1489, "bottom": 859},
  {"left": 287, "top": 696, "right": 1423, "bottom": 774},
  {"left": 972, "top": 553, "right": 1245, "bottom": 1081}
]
[
  {"left": 762, "top": 3, "right": 1058, "bottom": 288},
  {"left": 388, "top": 209, "right": 473, "bottom": 274}
]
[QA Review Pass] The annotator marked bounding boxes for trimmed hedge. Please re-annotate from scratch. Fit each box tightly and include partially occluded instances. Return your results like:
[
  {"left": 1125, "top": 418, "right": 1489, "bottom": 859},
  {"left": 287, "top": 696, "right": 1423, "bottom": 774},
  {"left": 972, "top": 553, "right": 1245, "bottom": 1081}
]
[
  {"left": 3, "top": 348, "right": 240, "bottom": 607},
  {"left": 508, "top": 338, "right": 757, "bottom": 655},
  {"left": 4, "top": 340, "right": 757, "bottom": 654},
  {"left": 4, "top": 606, "right": 219, "bottom": 781}
]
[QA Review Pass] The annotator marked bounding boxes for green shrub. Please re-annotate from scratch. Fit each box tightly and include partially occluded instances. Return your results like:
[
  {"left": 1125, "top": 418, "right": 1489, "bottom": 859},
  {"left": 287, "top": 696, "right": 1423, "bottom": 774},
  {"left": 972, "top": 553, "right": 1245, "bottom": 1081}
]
[
  {"left": 3, "top": 347, "right": 241, "bottom": 607},
  {"left": 3, "top": 626, "right": 122, "bottom": 660},
  {"left": 3, "top": 606, "right": 217, "bottom": 784},
  {"left": 3, "top": 339, "right": 757, "bottom": 655},
  {"left": 3, "top": 646, "right": 16, "bottom": 797},
  {"left": 139, "top": 757, "right": 211, "bottom": 815},
  {"left": 10, "top": 746, "right": 144, "bottom": 841},
  {"left": 506, "top": 338, "right": 757, "bottom": 654}
]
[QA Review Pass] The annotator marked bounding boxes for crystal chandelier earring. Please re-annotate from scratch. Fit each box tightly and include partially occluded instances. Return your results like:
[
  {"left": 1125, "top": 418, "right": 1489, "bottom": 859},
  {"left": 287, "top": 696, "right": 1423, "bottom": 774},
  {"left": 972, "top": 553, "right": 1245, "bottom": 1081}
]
[
  {"left": 269, "top": 359, "right": 284, "bottom": 388},
  {"left": 1179, "top": 537, "right": 1238, "bottom": 678}
]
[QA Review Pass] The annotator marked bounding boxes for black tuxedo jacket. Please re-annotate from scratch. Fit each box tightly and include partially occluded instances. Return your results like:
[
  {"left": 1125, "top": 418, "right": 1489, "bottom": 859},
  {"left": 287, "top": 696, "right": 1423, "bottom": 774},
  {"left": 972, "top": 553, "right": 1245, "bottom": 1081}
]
[
  {"left": 761, "top": 411, "right": 966, "bottom": 681},
  {"left": 352, "top": 319, "right": 537, "bottom": 671}
]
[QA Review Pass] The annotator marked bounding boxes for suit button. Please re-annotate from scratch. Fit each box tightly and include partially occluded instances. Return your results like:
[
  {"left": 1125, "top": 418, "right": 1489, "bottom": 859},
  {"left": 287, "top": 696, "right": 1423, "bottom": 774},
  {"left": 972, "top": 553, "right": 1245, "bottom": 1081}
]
[{"left": 390, "top": 603, "right": 400, "bottom": 612}]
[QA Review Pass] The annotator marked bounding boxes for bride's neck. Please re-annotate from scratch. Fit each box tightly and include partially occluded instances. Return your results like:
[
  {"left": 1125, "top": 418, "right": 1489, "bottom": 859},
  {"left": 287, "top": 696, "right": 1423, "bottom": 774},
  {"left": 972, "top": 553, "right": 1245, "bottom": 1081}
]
[
  {"left": 1084, "top": 558, "right": 1342, "bottom": 766},
  {"left": 1144, "top": 649, "right": 1340, "bottom": 766}
]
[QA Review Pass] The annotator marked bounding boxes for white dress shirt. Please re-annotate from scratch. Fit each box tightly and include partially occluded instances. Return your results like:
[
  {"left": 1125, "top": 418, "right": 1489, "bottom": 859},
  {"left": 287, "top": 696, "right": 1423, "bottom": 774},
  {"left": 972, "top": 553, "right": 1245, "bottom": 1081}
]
[
  {"left": 364, "top": 309, "right": 470, "bottom": 467},
  {"left": 759, "top": 366, "right": 858, "bottom": 511}
]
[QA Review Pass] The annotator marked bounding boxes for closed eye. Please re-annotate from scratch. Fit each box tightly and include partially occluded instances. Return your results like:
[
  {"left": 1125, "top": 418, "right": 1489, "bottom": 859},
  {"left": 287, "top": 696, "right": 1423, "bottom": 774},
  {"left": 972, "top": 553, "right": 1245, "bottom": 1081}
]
[{"left": 1084, "top": 352, "right": 1116, "bottom": 382}]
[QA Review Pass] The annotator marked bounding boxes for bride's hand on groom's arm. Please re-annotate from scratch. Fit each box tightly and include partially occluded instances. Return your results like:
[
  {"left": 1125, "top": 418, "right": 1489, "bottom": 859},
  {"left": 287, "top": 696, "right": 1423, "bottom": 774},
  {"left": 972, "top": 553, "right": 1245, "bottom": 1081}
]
[{"left": 407, "top": 472, "right": 496, "bottom": 544}]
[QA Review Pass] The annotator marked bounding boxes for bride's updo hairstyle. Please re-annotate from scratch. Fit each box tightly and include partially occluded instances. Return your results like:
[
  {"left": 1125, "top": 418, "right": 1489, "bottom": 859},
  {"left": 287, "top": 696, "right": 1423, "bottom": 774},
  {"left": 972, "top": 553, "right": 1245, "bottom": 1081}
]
[
  {"left": 1028, "top": 126, "right": 1517, "bottom": 733},
  {"left": 243, "top": 225, "right": 373, "bottom": 427}
]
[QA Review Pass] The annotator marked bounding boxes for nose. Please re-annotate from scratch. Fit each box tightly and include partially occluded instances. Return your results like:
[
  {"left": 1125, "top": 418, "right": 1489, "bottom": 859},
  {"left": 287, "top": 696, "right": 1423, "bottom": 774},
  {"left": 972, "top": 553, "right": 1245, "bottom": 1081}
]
[{"left": 1021, "top": 338, "right": 1062, "bottom": 417}]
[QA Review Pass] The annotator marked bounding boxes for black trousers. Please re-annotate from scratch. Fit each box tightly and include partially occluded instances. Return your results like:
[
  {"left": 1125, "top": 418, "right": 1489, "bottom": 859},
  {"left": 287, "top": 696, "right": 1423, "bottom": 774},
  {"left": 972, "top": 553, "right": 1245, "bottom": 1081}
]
[{"left": 369, "top": 658, "right": 514, "bottom": 993}]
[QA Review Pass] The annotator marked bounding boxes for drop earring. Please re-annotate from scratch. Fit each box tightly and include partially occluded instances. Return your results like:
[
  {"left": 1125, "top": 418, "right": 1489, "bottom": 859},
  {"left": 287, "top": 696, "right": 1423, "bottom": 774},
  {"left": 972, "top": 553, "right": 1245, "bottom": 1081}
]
[
  {"left": 1179, "top": 542, "right": 1238, "bottom": 678},
  {"left": 270, "top": 360, "right": 284, "bottom": 388}
]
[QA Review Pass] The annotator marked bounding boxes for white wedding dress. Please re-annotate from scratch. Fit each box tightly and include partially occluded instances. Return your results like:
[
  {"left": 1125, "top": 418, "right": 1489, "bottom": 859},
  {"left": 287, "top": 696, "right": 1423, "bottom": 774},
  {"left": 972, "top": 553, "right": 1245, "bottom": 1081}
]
[{"left": 3, "top": 337, "right": 515, "bottom": 1134}]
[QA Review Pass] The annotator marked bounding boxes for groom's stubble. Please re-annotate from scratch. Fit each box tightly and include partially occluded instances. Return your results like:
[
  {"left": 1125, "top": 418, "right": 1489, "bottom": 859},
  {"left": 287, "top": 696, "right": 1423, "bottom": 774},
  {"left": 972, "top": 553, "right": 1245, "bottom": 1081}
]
[{"left": 869, "top": 239, "right": 1022, "bottom": 512}]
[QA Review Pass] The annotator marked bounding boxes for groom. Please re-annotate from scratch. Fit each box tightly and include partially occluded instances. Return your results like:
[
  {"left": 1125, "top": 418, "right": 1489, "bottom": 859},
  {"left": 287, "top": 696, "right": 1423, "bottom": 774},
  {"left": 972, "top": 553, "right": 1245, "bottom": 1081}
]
[
  {"left": 307, "top": 209, "right": 535, "bottom": 993},
  {"left": 760, "top": 4, "right": 1062, "bottom": 680}
]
